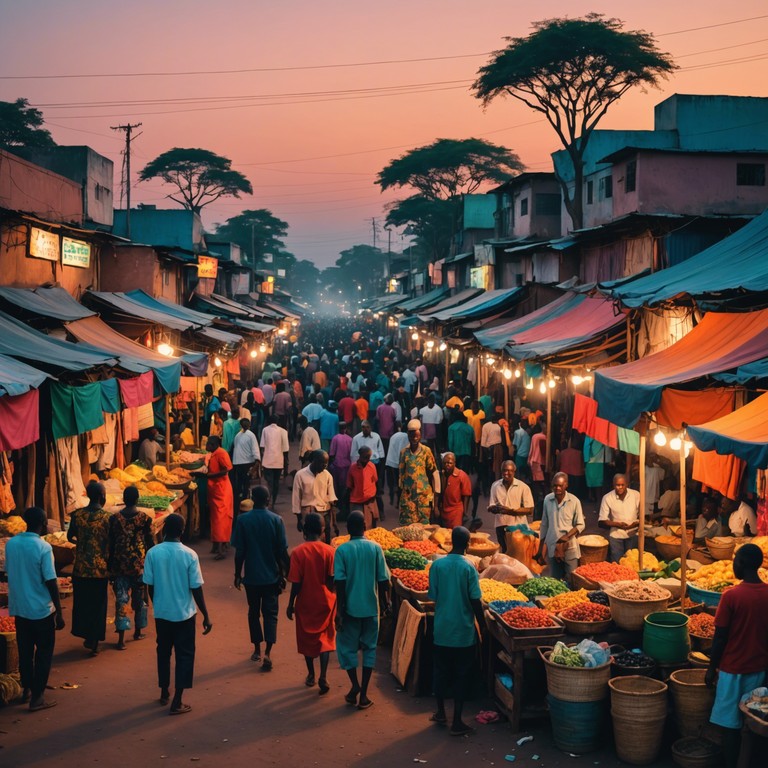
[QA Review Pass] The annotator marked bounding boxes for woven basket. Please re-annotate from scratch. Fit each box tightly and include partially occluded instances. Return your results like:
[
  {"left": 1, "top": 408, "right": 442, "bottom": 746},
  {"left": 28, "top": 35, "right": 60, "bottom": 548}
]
[
  {"left": 607, "top": 591, "right": 671, "bottom": 631},
  {"left": 560, "top": 615, "right": 612, "bottom": 635},
  {"left": 538, "top": 646, "right": 612, "bottom": 702},
  {"left": 706, "top": 538, "right": 735, "bottom": 561},
  {"left": 610, "top": 676, "right": 668, "bottom": 765},
  {"left": 577, "top": 536, "right": 609, "bottom": 565},
  {"left": 0, "top": 631, "right": 18, "bottom": 674},
  {"left": 688, "top": 548, "right": 715, "bottom": 566},
  {"left": 656, "top": 539, "right": 684, "bottom": 562},
  {"left": 467, "top": 543, "right": 500, "bottom": 558},
  {"left": 739, "top": 702, "right": 768, "bottom": 738},
  {"left": 669, "top": 669, "right": 715, "bottom": 738},
  {"left": 687, "top": 652, "right": 710, "bottom": 669},
  {"left": 671, "top": 736, "right": 722, "bottom": 768}
]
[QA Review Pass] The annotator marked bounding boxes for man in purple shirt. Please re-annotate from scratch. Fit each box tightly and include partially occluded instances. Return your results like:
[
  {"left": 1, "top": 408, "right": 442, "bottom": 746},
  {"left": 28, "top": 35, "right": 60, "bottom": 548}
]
[
  {"left": 376, "top": 394, "right": 397, "bottom": 455},
  {"left": 329, "top": 422, "right": 354, "bottom": 519}
]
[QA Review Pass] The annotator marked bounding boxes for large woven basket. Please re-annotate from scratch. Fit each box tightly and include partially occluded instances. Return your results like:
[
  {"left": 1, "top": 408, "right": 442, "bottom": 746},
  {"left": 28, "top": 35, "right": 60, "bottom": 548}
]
[
  {"left": 607, "top": 590, "right": 671, "bottom": 631},
  {"left": 669, "top": 669, "right": 715, "bottom": 738},
  {"left": 706, "top": 538, "right": 735, "bottom": 561},
  {"left": 577, "top": 536, "right": 609, "bottom": 565},
  {"left": 656, "top": 538, "right": 684, "bottom": 562},
  {"left": 560, "top": 615, "right": 612, "bottom": 636},
  {"left": 610, "top": 676, "right": 669, "bottom": 765},
  {"left": 538, "top": 646, "right": 612, "bottom": 702}
]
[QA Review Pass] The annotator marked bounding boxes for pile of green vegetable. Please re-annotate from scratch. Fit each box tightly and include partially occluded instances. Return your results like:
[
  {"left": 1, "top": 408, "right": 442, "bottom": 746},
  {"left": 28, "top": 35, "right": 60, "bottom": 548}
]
[
  {"left": 137, "top": 494, "right": 174, "bottom": 509},
  {"left": 384, "top": 547, "right": 428, "bottom": 571},
  {"left": 551, "top": 642, "right": 586, "bottom": 667},
  {"left": 518, "top": 576, "right": 569, "bottom": 600}
]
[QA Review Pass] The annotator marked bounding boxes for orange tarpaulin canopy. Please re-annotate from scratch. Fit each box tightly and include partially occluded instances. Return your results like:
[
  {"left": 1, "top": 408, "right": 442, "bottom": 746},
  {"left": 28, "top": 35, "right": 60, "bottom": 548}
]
[{"left": 655, "top": 388, "right": 735, "bottom": 431}]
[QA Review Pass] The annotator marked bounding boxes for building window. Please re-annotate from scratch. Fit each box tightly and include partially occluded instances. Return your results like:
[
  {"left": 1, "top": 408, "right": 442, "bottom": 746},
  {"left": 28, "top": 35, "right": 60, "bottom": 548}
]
[
  {"left": 520, "top": 197, "right": 529, "bottom": 216},
  {"left": 535, "top": 193, "right": 561, "bottom": 216},
  {"left": 737, "top": 163, "right": 766, "bottom": 186},
  {"left": 599, "top": 175, "right": 613, "bottom": 199},
  {"left": 586, "top": 180, "right": 594, "bottom": 205},
  {"left": 625, "top": 161, "right": 637, "bottom": 193}
]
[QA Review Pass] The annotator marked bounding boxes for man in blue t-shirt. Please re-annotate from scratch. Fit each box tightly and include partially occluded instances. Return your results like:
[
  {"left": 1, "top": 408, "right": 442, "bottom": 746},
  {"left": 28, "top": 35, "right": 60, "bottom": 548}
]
[
  {"left": 6, "top": 507, "right": 65, "bottom": 712},
  {"left": 427, "top": 526, "right": 484, "bottom": 736}
]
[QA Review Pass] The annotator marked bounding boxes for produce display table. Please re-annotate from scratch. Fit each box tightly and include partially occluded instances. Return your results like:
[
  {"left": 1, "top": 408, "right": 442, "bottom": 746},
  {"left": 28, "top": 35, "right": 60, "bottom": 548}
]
[{"left": 484, "top": 610, "right": 641, "bottom": 732}]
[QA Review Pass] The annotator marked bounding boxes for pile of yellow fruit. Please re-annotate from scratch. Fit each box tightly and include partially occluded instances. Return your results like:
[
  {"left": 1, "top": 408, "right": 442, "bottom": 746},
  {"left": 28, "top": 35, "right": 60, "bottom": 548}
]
[
  {"left": 479, "top": 579, "right": 527, "bottom": 604},
  {"left": 108, "top": 464, "right": 150, "bottom": 488},
  {"left": 736, "top": 536, "right": 768, "bottom": 568},
  {"left": 543, "top": 589, "right": 590, "bottom": 613},
  {"left": 365, "top": 527, "right": 404, "bottom": 550},
  {"left": 687, "top": 560, "right": 737, "bottom": 591},
  {"left": 620, "top": 549, "right": 661, "bottom": 572}
]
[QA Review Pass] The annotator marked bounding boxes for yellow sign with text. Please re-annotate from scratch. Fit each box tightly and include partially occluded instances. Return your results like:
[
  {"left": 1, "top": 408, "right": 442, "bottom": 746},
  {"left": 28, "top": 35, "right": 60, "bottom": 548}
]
[
  {"left": 62, "top": 237, "right": 91, "bottom": 269},
  {"left": 30, "top": 227, "right": 60, "bottom": 261},
  {"left": 198, "top": 256, "right": 218, "bottom": 279}
]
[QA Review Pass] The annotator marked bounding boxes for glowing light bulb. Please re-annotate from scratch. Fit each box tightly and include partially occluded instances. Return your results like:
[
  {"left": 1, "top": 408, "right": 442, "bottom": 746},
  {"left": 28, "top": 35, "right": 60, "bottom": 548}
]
[
  {"left": 669, "top": 436, "right": 682, "bottom": 451},
  {"left": 525, "top": 380, "right": 533, "bottom": 390},
  {"left": 571, "top": 375, "right": 583, "bottom": 385},
  {"left": 653, "top": 430, "right": 667, "bottom": 447},
  {"left": 214, "top": 356, "right": 222, "bottom": 368},
  {"left": 249, "top": 349, "right": 257, "bottom": 359},
  {"left": 539, "top": 381, "right": 546, "bottom": 394},
  {"left": 548, "top": 378, "right": 556, "bottom": 389},
  {"left": 439, "top": 342, "right": 447, "bottom": 352},
  {"left": 259, "top": 343, "right": 266, "bottom": 353},
  {"left": 411, "top": 332, "right": 419, "bottom": 341},
  {"left": 503, "top": 368, "right": 512, "bottom": 380},
  {"left": 514, "top": 369, "right": 521, "bottom": 379},
  {"left": 426, "top": 340, "right": 434, "bottom": 349},
  {"left": 157, "top": 343, "right": 174, "bottom": 357}
]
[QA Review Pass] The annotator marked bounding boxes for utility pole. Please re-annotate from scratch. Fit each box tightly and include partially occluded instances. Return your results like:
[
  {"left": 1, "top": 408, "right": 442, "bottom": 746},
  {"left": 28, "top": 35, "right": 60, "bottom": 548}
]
[
  {"left": 371, "top": 217, "right": 378, "bottom": 249},
  {"left": 111, "top": 122, "right": 142, "bottom": 239}
]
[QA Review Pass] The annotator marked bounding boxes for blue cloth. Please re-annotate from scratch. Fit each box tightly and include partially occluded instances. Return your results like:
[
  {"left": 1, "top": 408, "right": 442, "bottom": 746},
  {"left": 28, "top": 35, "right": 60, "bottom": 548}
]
[
  {"left": 222, "top": 415, "right": 240, "bottom": 453},
  {"left": 593, "top": 373, "right": 661, "bottom": 428},
  {"left": 336, "top": 615, "right": 379, "bottom": 670},
  {"left": 428, "top": 553, "right": 481, "bottom": 647},
  {"left": 334, "top": 537, "right": 389, "bottom": 618},
  {"left": 143, "top": 541, "right": 203, "bottom": 622},
  {"left": 100, "top": 378, "right": 121, "bottom": 414},
  {"left": 710, "top": 670, "right": 766, "bottom": 729},
  {"left": 302, "top": 402, "right": 323, "bottom": 423},
  {"left": 318, "top": 409, "right": 340, "bottom": 441},
  {"left": 231, "top": 508, "right": 288, "bottom": 586},
  {"left": 369, "top": 390, "right": 384, "bottom": 413},
  {"left": 512, "top": 427, "right": 531, "bottom": 461},
  {"left": 6, "top": 533, "right": 56, "bottom": 620}
]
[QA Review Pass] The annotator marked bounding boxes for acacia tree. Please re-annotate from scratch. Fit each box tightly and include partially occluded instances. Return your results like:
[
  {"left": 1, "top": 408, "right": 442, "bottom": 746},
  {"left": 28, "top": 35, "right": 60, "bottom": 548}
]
[
  {"left": 0, "top": 98, "right": 56, "bottom": 151},
  {"left": 213, "top": 209, "right": 288, "bottom": 268},
  {"left": 139, "top": 148, "right": 252, "bottom": 213},
  {"left": 377, "top": 137, "right": 522, "bottom": 261},
  {"left": 473, "top": 14, "right": 675, "bottom": 230}
]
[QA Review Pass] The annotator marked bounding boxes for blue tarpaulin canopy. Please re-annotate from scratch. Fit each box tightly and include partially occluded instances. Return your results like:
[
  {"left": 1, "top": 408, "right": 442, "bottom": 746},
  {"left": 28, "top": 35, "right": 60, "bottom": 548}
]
[
  {"left": 0, "top": 353, "right": 52, "bottom": 396},
  {"left": 0, "top": 286, "right": 95, "bottom": 322},
  {"left": 422, "top": 288, "right": 523, "bottom": 322},
  {"left": 714, "top": 357, "right": 768, "bottom": 385},
  {"left": 393, "top": 288, "right": 450, "bottom": 313},
  {"left": 85, "top": 290, "right": 212, "bottom": 331},
  {"left": 126, "top": 290, "right": 217, "bottom": 328},
  {"left": 607, "top": 210, "right": 768, "bottom": 307},
  {"left": 687, "top": 392, "right": 768, "bottom": 469}
]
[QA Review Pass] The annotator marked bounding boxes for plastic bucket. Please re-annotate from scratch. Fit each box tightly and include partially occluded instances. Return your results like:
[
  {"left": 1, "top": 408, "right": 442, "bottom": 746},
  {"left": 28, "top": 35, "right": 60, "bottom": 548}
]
[
  {"left": 643, "top": 611, "right": 690, "bottom": 665},
  {"left": 547, "top": 694, "right": 606, "bottom": 754}
]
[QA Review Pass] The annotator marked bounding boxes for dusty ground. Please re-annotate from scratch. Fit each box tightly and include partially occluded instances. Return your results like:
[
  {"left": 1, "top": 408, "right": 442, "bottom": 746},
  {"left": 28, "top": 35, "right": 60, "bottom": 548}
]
[{"left": 0, "top": 457, "right": 709, "bottom": 768}]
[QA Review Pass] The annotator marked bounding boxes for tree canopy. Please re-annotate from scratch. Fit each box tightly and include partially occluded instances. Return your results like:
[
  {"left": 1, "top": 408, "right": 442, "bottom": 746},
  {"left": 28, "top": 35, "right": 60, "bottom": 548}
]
[
  {"left": 384, "top": 195, "right": 456, "bottom": 265},
  {"left": 139, "top": 148, "right": 252, "bottom": 213},
  {"left": 0, "top": 98, "right": 56, "bottom": 151},
  {"left": 473, "top": 14, "right": 675, "bottom": 229},
  {"left": 213, "top": 209, "right": 289, "bottom": 268},
  {"left": 376, "top": 137, "right": 522, "bottom": 200}
]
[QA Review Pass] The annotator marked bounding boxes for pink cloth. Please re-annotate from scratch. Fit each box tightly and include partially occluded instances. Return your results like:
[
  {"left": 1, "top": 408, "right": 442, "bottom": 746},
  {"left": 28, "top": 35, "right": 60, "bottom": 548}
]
[
  {"left": 0, "top": 389, "right": 40, "bottom": 451},
  {"left": 119, "top": 372, "right": 154, "bottom": 408}
]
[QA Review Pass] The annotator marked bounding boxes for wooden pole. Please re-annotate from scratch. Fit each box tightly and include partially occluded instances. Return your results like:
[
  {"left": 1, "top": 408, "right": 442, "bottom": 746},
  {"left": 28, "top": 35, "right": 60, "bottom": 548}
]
[
  {"left": 193, "top": 378, "right": 200, "bottom": 447},
  {"left": 545, "top": 385, "right": 552, "bottom": 475},
  {"left": 679, "top": 439, "right": 688, "bottom": 601},
  {"left": 638, "top": 432, "right": 647, "bottom": 571},
  {"left": 444, "top": 346, "right": 450, "bottom": 389},
  {"left": 164, "top": 394, "right": 171, "bottom": 466}
]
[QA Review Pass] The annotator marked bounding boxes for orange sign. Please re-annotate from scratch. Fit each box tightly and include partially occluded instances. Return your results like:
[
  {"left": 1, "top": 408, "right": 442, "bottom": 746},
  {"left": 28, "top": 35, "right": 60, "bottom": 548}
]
[{"left": 198, "top": 256, "right": 218, "bottom": 279}]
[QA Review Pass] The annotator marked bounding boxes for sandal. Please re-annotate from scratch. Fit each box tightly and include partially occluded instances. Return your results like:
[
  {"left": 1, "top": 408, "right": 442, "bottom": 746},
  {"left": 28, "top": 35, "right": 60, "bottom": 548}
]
[
  {"left": 344, "top": 690, "right": 359, "bottom": 705},
  {"left": 261, "top": 657, "right": 273, "bottom": 672},
  {"left": 357, "top": 699, "right": 374, "bottom": 711},
  {"left": 430, "top": 713, "right": 448, "bottom": 724},
  {"left": 449, "top": 724, "right": 475, "bottom": 737},
  {"left": 250, "top": 652, "right": 261, "bottom": 662},
  {"left": 170, "top": 704, "right": 192, "bottom": 715},
  {"left": 318, "top": 679, "right": 330, "bottom": 696},
  {"left": 305, "top": 674, "right": 316, "bottom": 687},
  {"left": 29, "top": 700, "right": 57, "bottom": 712}
]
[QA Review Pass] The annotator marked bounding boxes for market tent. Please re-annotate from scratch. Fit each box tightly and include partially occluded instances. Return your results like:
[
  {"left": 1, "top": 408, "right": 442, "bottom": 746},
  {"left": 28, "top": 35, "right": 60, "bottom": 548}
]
[
  {"left": 0, "top": 353, "right": 52, "bottom": 396},
  {"left": 594, "top": 309, "right": 768, "bottom": 428},
  {"left": 0, "top": 286, "right": 95, "bottom": 322},
  {"left": 503, "top": 297, "right": 626, "bottom": 362},
  {"left": 0, "top": 310, "right": 116, "bottom": 372},
  {"left": 126, "top": 290, "right": 218, "bottom": 328},
  {"left": 714, "top": 357, "right": 768, "bottom": 385},
  {"left": 66, "top": 316, "right": 209, "bottom": 392},
  {"left": 687, "top": 392, "right": 768, "bottom": 469},
  {"left": 393, "top": 287, "right": 450, "bottom": 313},
  {"left": 84, "top": 290, "right": 206, "bottom": 331},
  {"left": 607, "top": 209, "right": 768, "bottom": 307},
  {"left": 414, "top": 288, "right": 481, "bottom": 320},
  {"left": 192, "top": 292, "right": 276, "bottom": 323},
  {"left": 260, "top": 298, "right": 299, "bottom": 320},
  {"left": 196, "top": 326, "right": 243, "bottom": 345},
  {"left": 422, "top": 288, "right": 523, "bottom": 322},
  {"left": 474, "top": 292, "right": 583, "bottom": 350}
]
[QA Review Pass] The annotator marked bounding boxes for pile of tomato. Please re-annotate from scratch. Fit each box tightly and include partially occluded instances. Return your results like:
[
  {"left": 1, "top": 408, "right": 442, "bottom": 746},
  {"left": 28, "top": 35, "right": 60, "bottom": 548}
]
[
  {"left": 0, "top": 616, "right": 16, "bottom": 632},
  {"left": 501, "top": 606, "right": 556, "bottom": 629},
  {"left": 560, "top": 602, "right": 611, "bottom": 622},
  {"left": 403, "top": 540, "right": 439, "bottom": 556},
  {"left": 688, "top": 612, "right": 716, "bottom": 639},
  {"left": 574, "top": 561, "right": 638, "bottom": 583},
  {"left": 391, "top": 568, "right": 430, "bottom": 592}
]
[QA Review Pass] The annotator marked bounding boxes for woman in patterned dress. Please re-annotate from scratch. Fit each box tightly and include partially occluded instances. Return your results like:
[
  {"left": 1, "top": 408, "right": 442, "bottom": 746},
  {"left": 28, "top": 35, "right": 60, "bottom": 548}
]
[
  {"left": 398, "top": 420, "right": 438, "bottom": 525},
  {"left": 68, "top": 481, "right": 111, "bottom": 656}
]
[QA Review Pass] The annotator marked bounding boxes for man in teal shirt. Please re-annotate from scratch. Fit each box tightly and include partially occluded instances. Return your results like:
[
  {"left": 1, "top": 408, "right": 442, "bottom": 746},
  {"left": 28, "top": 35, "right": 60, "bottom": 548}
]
[
  {"left": 221, "top": 407, "right": 241, "bottom": 454},
  {"left": 334, "top": 511, "right": 390, "bottom": 710},
  {"left": 427, "top": 526, "right": 484, "bottom": 736},
  {"left": 448, "top": 411, "right": 475, "bottom": 475}
]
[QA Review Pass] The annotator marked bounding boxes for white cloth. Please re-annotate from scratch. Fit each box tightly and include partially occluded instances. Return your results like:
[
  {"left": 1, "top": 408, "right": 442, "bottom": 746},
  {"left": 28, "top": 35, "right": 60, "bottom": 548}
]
[
  {"left": 259, "top": 423, "right": 289, "bottom": 469},
  {"left": 489, "top": 478, "right": 534, "bottom": 528},
  {"left": 419, "top": 404, "right": 444, "bottom": 425},
  {"left": 232, "top": 429, "right": 261, "bottom": 466},
  {"left": 729, "top": 502, "right": 757, "bottom": 537},
  {"left": 350, "top": 432, "right": 386, "bottom": 463},
  {"left": 291, "top": 466, "right": 337, "bottom": 514},
  {"left": 657, "top": 489, "right": 681, "bottom": 518},
  {"left": 298, "top": 426, "right": 321, "bottom": 457},
  {"left": 539, "top": 492, "right": 585, "bottom": 559},
  {"left": 392, "top": 401, "right": 403, "bottom": 423},
  {"left": 644, "top": 465, "right": 665, "bottom": 514},
  {"left": 598, "top": 489, "right": 640, "bottom": 539},
  {"left": 481, "top": 421, "right": 503, "bottom": 448},
  {"left": 57, "top": 435, "right": 87, "bottom": 513},
  {"left": 386, "top": 431, "right": 410, "bottom": 469},
  {"left": 143, "top": 541, "right": 204, "bottom": 622}
]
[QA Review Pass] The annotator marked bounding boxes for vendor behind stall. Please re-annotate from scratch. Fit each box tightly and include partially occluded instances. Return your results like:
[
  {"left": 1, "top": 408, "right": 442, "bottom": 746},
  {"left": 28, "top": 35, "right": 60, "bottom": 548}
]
[{"left": 693, "top": 498, "right": 721, "bottom": 544}]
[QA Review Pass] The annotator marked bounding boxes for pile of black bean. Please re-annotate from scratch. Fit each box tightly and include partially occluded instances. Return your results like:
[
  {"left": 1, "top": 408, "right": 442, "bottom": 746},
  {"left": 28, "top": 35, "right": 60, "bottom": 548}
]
[
  {"left": 587, "top": 590, "right": 610, "bottom": 606},
  {"left": 613, "top": 650, "right": 655, "bottom": 668}
]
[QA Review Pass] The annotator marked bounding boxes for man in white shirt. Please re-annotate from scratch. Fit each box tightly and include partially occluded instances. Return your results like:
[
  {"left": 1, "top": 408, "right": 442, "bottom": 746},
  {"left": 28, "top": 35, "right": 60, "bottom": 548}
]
[
  {"left": 6, "top": 507, "right": 65, "bottom": 712},
  {"left": 725, "top": 498, "right": 758, "bottom": 537},
  {"left": 480, "top": 413, "right": 504, "bottom": 495},
  {"left": 488, "top": 460, "right": 534, "bottom": 553},
  {"left": 402, "top": 365, "right": 418, "bottom": 396},
  {"left": 260, "top": 415, "right": 290, "bottom": 503},
  {"left": 232, "top": 418, "right": 261, "bottom": 512},
  {"left": 292, "top": 450, "right": 338, "bottom": 541},
  {"left": 143, "top": 513, "right": 211, "bottom": 715},
  {"left": 419, "top": 393, "right": 444, "bottom": 454},
  {"left": 537, "top": 473, "right": 585, "bottom": 579},
  {"left": 385, "top": 422, "right": 409, "bottom": 507},
  {"left": 350, "top": 421, "right": 386, "bottom": 518},
  {"left": 598, "top": 474, "right": 640, "bottom": 562},
  {"left": 297, "top": 415, "right": 321, "bottom": 466}
]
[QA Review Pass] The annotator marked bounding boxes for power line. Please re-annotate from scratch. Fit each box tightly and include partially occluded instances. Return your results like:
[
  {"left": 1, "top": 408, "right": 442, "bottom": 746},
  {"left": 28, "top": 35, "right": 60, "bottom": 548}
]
[{"left": 657, "top": 13, "right": 768, "bottom": 36}]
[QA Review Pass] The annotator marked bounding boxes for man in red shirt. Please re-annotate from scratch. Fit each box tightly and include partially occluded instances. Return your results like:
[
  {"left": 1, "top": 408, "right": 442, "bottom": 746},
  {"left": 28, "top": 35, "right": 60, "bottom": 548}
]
[
  {"left": 706, "top": 543, "right": 768, "bottom": 767},
  {"left": 438, "top": 452, "right": 472, "bottom": 529},
  {"left": 346, "top": 446, "right": 379, "bottom": 530},
  {"left": 337, "top": 392, "right": 357, "bottom": 427}
]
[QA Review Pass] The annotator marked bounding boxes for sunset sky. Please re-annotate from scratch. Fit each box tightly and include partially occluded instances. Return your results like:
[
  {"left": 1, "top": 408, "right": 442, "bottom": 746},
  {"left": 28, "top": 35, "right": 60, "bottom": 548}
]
[{"left": 1, "top": 1, "right": 767, "bottom": 267}]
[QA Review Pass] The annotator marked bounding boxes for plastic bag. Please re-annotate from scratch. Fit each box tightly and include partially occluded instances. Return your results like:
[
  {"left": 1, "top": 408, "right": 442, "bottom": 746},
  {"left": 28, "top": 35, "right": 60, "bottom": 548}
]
[
  {"left": 574, "top": 639, "right": 611, "bottom": 668},
  {"left": 505, "top": 528, "right": 543, "bottom": 575},
  {"left": 481, "top": 560, "right": 533, "bottom": 584}
]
